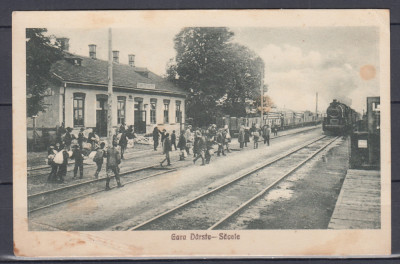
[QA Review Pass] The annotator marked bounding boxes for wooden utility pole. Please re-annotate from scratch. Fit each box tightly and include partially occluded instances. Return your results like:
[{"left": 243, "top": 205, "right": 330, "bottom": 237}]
[
  {"left": 315, "top": 92, "right": 318, "bottom": 116},
  {"left": 107, "top": 28, "right": 113, "bottom": 147},
  {"left": 260, "top": 64, "right": 264, "bottom": 125}
]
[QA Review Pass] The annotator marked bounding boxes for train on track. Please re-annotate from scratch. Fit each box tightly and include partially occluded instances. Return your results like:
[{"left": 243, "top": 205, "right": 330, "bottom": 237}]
[
  {"left": 216, "top": 109, "right": 322, "bottom": 136},
  {"left": 323, "top": 99, "right": 359, "bottom": 135}
]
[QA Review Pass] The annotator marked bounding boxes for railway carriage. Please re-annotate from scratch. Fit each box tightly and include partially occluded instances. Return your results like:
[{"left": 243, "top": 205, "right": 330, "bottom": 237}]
[{"left": 217, "top": 109, "right": 322, "bottom": 136}]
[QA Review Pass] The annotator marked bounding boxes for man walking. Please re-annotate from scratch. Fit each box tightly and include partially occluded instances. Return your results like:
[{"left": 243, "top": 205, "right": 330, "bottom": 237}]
[
  {"left": 193, "top": 131, "right": 206, "bottom": 166},
  {"left": 171, "top": 130, "right": 177, "bottom": 150},
  {"left": 185, "top": 125, "right": 193, "bottom": 155},
  {"left": 160, "top": 133, "right": 172, "bottom": 166},
  {"left": 105, "top": 141, "right": 123, "bottom": 190},
  {"left": 177, "top": 131, "right": 186, "bottom": 161},
  {"left": 71, "top": 145, "right": 84, "bottom": 179},
  {"left": 262, "top": 124, "right": 271, "bottom": 146},
  {"left": 93, "top": 142, "right": 105, "bottom": 178},
  {"left": 216, "top": 128, "right": 226, "bottom": 156},
  {"left": 63, "top": 127, "right": 73, "bottom": 151},
  {"left": 119, "top": 130, "right": 128, "bottom": 159},
  {"left": 238, "top": 125, "right": 245, "bottom": 149},
  {"left": 152, "top": 126, "right": 160, "bottom": 151}
]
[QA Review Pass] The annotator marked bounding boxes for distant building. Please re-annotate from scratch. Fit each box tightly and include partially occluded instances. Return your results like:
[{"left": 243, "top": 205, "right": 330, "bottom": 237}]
[{"left": 27, "top": 39, "right": 186, "bottom": 139}]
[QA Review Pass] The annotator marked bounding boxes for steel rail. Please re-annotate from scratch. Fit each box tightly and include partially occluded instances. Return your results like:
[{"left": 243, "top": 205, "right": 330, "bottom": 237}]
[
  {"left": 208, "top": 136, "right": 339, "bottom": 230},
  {"left": 28, "top": 164, "right": 157, "bottom": 198},
  {"left": 128, "top": 135, "right": 328, "bottom": 231},
  {"left": 28, "top": 167, "right": 177, "bottom": 214}
]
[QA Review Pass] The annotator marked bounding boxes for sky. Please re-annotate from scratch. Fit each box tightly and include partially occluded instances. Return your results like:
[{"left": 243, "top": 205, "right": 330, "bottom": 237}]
[{"left": 46, "top": 26, "right": 379, "bottom": 113}]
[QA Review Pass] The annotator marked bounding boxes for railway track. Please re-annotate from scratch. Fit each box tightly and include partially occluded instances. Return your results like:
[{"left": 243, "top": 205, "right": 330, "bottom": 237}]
[
  {"left": 28, "top": 165, "right": 176, "bottom": 213},
  {"left": 128, "top": 135, "right": 339, "bottom": 230}
]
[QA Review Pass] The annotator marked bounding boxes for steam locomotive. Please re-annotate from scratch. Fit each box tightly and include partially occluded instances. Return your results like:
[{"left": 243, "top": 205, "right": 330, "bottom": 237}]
[{"left": 323, "top": 99, "right": 358, "bottom": 135}]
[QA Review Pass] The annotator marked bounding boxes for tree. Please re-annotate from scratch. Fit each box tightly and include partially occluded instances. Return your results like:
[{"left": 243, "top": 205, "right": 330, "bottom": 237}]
[
  {"left": 220, "top": 43, "right": 264, "bottom": 117},
  {"left": 167, "top": 27, "right": 265, "bottom": 127},
  {"left": 26, "top": 28, "right": 63, "bottom": 117}
]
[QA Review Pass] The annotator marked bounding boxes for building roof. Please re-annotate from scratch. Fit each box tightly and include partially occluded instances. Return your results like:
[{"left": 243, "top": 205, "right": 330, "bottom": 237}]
[{"left": 51, "top": 53, "right": 186, "bottom": 96}]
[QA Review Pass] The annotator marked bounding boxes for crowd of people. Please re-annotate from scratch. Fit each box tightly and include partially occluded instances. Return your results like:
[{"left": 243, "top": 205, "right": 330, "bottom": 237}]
[
  {"left": 46, "top": 124, "right": 135, "bottom": 189},
  {"left": 152, "top": 123, "right": 277, "bottom": 167},
  {"left": 45, "top": 122, "right": 278, "bottom": 189}
]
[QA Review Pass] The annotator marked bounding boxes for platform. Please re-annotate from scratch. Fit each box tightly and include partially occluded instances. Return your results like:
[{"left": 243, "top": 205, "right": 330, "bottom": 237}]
[{"left": 328, "top": 169, "right": 380, "bottom": 229}]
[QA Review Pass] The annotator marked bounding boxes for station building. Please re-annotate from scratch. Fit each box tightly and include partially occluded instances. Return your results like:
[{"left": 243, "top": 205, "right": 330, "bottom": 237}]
[{"left": 28, "top": 38, "right": 186, "bottom": 139}]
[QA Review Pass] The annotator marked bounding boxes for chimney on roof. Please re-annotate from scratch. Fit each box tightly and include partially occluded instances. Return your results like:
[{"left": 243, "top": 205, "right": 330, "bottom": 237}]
[
  {"left": 128, "top": 54, "right": 135, "bottom": 67},
  {"left": 88, "top": 44, "right": 97, "bottom": 59},
  {"left": 57, "top": 38, "right": 69, "bottom": 51},
  {"left": 113, "top": 50, "right": 119, "bottom": 63}
]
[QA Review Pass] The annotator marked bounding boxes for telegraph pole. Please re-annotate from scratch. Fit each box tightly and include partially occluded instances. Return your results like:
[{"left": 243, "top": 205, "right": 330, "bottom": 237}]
[
  {"left": 107, "top": 28, "right": 113, "bottom": 147},
  {"left": 315, "top": 92, "right": 318, "bottom": 116},
  {"left": 260, "top": 64, "right": 264, "bottom": 125}
]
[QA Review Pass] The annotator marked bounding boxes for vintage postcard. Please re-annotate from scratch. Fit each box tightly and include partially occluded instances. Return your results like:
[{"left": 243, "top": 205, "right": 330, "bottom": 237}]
[{"left": 13, "top": 10, "right": 390, "bottom": 257}]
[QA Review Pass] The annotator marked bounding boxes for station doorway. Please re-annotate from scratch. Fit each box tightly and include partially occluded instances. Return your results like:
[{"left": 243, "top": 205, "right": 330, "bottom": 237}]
[
  {"left": 96, "top": 95, "right": 108, "bottom": 137},
  {"left": 134, "top": 99, "right": 147, "bottom": 134}
]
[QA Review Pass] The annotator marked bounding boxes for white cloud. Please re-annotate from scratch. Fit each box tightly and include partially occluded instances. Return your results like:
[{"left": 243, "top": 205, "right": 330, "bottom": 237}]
[
  {"left": 258, "top": 43, "right": 378, "bottom": 113},
  {"left": 260, "top": 44, "right": 322, "bottom": 72}
]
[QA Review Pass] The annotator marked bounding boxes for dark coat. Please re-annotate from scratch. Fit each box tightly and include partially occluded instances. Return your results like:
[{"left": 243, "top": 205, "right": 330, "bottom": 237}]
[
  {"left": 194, "top": 137, "right": 206, "bottom": 154},
  {"left": 161, "top": 131, "right": 166, "bottom": 142},
  {"left": 119, "top": 132, "right": 128, "bottom": 147},
  {"left": 163, "top": 138, "right": 172, "bottom": 153},
  {"left": 64, "top": 132, "right": 72, "bottom": 145},
  {"left": 216, "top": 132, "right": 225, "bottom": 145},
  {"left": 71, "top": 148, "right": 84, "bottom": 164},
  {"left": 171, "top": 133, "right": 176, "bottom": 143},
  {"left": 107, "top": 147, "right": 121, "bottom": 167},
  {"left": 177, "top": 134, "right": 186, "bottom": 150},
  {"left": 78, "top": 132, "right": 85, "bottom": 144},
  {"left": 94, "top": 149, "right": 105, "bottom": 164},
  {"left": 244, "top": 129, "right": 250, "bottom": 143},
  {"left": 153, "top": 128, "right": 160, "bottom": 140}
]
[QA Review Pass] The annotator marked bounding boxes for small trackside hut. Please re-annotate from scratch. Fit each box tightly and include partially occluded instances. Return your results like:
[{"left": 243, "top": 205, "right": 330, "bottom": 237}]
[{"left": 349, "top": 97, "right": 380, "bottom": 169}]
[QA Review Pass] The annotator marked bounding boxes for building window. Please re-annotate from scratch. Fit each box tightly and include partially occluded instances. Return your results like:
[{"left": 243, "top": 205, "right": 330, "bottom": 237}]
[
  {"left": 73, "top": 93, "right": 85, "bottom": 127},
  {"left": 150, "top": 99, "right": 157, "bottom": 124},
  {"left": 163, "top": 100, "right": 170, "bottom": 124},
  {"left": 175, "top": 100, "right": 182, "bottom": 123},
  {"left": 117, "top": 96, "right": 126, "bottom": 125}
]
